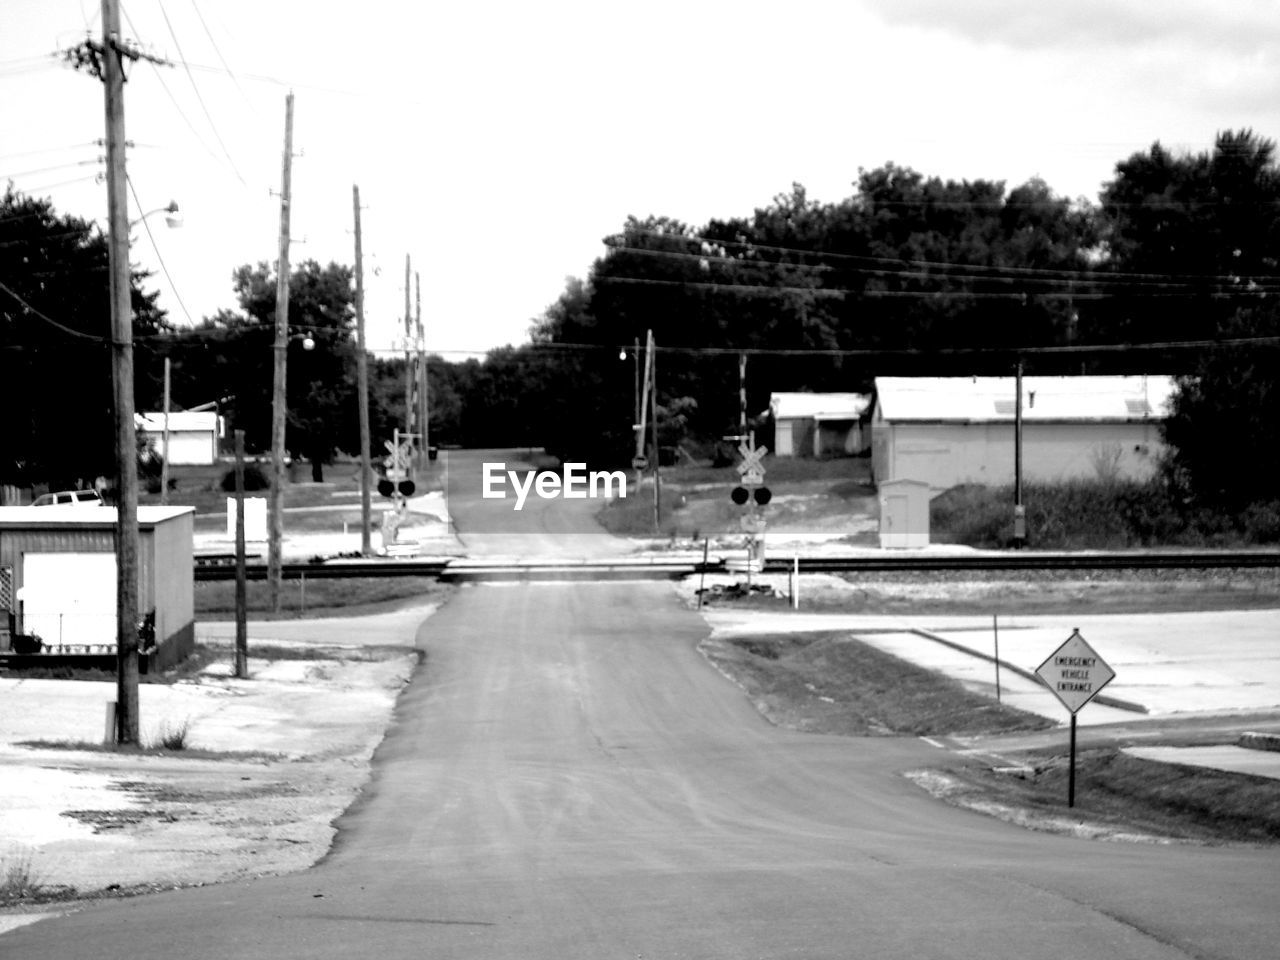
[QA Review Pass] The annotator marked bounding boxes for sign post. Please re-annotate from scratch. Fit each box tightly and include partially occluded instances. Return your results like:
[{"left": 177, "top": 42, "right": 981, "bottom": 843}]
[{"left": 1034, "top": 629, "right": 1116, "bottom": 807}]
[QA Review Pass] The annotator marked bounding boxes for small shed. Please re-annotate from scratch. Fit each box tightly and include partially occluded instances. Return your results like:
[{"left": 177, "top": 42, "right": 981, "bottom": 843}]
[
  {"left": 0, "top": 506, "right": 195, "bottom": 671},
  {"left": 769, "top": 392, "right": 872, "bottom": 457},
  {"left": 136, "top": 411, "right": 224, "bottom": 466},
  {"left": 878, "top": 478, "right": 931, "bottom": 548},
  {"left": 870, "top": 376, "right": 1174, "bottom": 491}
]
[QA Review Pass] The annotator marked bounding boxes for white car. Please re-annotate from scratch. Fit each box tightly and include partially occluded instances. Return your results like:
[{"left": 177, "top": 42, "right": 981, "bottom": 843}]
[{"left": 31, "top": 489, "right": 104, "bottom": 506}]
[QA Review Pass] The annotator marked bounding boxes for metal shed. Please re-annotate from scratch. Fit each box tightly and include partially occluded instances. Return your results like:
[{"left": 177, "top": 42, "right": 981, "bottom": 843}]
[
  {"left": 0, "top": 505, "right": 195, "bottom": 671},
  {"left": 769, "top": 392, "right": 872, "bottom": 457}
]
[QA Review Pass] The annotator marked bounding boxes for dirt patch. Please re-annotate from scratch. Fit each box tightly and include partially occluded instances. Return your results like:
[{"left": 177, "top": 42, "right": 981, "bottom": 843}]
[{"left": 0, "top": 645, "right": 417, "bottom": 907}]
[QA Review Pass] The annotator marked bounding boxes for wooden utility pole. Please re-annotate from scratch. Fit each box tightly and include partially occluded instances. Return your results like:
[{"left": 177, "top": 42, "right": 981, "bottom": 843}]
[
  {"left": 649, "top": 329, "right": 660, "bottom": 528},
  {"left": 352, "top": 185, "right": 373, "bottom": 556},
  {"left": 233, "top": 430, "right": 248, "bottom": 679},
  {"left": 267, "top": 92, "right": 294, "bottom": 612},
  {"left": 416, "top": 271, "right": 427, "bottom": 467},
  {"left": 102, "top": 0, "right": 141, "bottom": 744},
  {"left": 403, "top": 254, "right": 413, "bottom": 463},
  {"left": 159, "top": 356, "right": 171, "bottom": 505}
]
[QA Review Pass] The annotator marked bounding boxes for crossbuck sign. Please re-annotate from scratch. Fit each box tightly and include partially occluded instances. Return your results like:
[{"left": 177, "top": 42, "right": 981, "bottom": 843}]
[{"left": 737, "top": 440, "right": 768, "bottom": 486}]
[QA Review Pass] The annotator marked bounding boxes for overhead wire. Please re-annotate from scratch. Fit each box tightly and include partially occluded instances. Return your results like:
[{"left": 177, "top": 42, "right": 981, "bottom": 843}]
[{"left": 154, "top": 0, "right": 248, "bottom": 184}]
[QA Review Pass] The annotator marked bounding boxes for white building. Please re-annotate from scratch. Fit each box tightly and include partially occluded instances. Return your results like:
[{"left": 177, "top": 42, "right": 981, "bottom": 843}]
[
  {"left": 769, "top": 392, "right": 872, "bottom": 457},
  {"left": 870, "top": 375, "right": 1175, "bottom": 491},
  {"left": 135, "top": 411, "right": 223, "bottom": 466}
]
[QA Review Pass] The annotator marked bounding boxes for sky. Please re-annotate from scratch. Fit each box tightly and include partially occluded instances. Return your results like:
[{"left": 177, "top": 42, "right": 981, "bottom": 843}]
[{"left": 3, "top": 1, "right": 1280, "bottom": 362}]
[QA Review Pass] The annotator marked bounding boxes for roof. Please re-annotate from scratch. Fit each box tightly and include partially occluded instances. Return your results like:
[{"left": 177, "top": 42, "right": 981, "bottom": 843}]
[
  {"left": 874, "top": 376, "right": 1176, "bottom": 423},
  {"left": 769, "top": 392, "right": 872, "bottom": 420},
  {"left": 136, "top": 411, "right": 220, "bottom": 432},
  {"left": 0, "top": 506, "right": 194, "bottom": 528}
]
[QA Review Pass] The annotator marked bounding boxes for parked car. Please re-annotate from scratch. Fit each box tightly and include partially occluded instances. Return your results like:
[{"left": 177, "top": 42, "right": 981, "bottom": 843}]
[{"left": 31, "top": 489, "right": 104, "bottom": 506}]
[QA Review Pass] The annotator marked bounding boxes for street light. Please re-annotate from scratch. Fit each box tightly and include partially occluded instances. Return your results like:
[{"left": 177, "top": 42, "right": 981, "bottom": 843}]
[{"left": 130, "top": 200, "right": 182, "bottom": 230}]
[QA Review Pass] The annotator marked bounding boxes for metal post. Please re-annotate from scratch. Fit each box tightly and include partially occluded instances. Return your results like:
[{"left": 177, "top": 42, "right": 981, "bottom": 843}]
[
  {"left": 1013, "top": 358, "right": 1026, "bottom": 548},
  {"left": 697, "top": 538, "right": 709, "bottom": 610},
  {"left": 1068, "top": 713, "right": 1078, "bottom": 808},
  {"left": 102, "top": 0, "right": 140, "bottom": 744},
  {"left": 993, "top": 613, "right": 1001, "bottom": 702}
]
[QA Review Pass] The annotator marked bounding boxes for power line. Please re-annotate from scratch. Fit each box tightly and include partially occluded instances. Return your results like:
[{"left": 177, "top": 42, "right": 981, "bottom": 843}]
[
  {"left": 0, "top": 278, "right": 105, "bottom": 342},
  {"left": 150, "top": 2, "right": 249, "bottom": 185}
]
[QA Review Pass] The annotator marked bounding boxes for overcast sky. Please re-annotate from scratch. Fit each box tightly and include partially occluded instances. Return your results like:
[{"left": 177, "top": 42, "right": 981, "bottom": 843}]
[{"left": 3, "top": 1, "right": 1279, "bottom": 359}]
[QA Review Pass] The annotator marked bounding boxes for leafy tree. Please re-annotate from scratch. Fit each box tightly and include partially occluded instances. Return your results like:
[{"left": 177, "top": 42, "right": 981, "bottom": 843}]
[
  {"left": 0, "top": 185, "right": 167, "bottom": 488},
  {"left": 1100, "top": 130, "right": 1280, "bottom": 506}
]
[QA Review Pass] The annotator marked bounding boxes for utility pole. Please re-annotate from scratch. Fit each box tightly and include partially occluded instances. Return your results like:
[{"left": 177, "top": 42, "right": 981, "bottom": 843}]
[
  {"left": 267, "top": 92, "right": 294, "bottom": 612},
  {"left": 416, "top": 271, "right": 428, "bottom": 468},
  {"left": 738, "top": 352, "right": 748, "bottom": 439},
  {"left": 159, "top": 356, "right": 171, "bottom": 505},
  {"left": 403, "top": 254, "right": 414, "bottom": 466},
  {"left": 649, "top": 329, "right": 660, "bottom": 528},
  {"left": 101, "top": 0, "right": 141, "bottom": 744},
  {"left": 352, "top": 185, "right": 372, "bottom": 556}
]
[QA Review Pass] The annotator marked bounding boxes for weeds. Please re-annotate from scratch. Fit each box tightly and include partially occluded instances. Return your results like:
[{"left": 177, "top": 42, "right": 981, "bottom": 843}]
[
  {"left": 0, "top": 850, "right": 44, "bottom": 902},
  {"left": 149, "top": 718, "right": 191, "bottom": 751}
]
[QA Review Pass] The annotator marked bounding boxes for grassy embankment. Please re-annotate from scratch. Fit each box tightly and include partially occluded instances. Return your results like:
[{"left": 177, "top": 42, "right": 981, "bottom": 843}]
[{"left": 701, "top": 626, "right": 1280, "bottom": 844}]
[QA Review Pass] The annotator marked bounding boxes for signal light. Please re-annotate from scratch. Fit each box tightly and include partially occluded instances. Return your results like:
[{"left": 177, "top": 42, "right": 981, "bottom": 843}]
[
  {"left": 398, "top": 480, "right": 416, "bottom": 497},
  {"left": 753, "top": 487, "right": 772, "bottom": 506},
  {"left": 377, "top": 478, "right": 395, "bottom": 498},
  {"left": 730, "top": 486, "right": 749, "bottom": 505}
]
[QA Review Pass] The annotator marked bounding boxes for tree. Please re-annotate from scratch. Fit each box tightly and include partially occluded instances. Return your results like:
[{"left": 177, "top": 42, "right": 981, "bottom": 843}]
[
  {"left": 0, "top": 185, "right": 167, "bottom": 488},
  {"left": 1100, "top": 131, "right": 1280, "bottom": 506},
  {"left": 160, "top": 260, "right": 360, "bottom": 480}
]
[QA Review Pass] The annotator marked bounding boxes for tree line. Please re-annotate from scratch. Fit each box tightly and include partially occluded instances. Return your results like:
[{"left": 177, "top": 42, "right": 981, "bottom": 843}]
[{"left": 3, "top": 129, "right": 1277, "bottom": 509}]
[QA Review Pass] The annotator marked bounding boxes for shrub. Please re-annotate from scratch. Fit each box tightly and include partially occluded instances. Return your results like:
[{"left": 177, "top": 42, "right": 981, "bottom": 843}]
[
  {"left": 1242, "top": 501, "right": 1280, "bottom": 544},
  {"left": 221, "top": 464, "right": 270, "bottom": 492}
]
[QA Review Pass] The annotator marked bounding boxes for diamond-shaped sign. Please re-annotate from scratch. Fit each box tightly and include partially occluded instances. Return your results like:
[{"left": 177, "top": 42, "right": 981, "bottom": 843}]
[{"left": 1035, "top": 630, "right": 1116, "bottom": 714}]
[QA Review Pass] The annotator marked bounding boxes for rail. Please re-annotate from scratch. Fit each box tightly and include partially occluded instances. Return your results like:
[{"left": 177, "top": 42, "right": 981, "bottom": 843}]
[{"left": 194, "top": 549, "right": 1280, "bottom": 582}]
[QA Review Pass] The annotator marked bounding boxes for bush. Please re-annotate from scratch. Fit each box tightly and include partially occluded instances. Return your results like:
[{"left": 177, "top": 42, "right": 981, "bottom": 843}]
[
  {"left": 221, "top": 464, "right": 270, "bottom": 492},
  {"left": 929, "top": 478, "right": 1265, "bottom": 549}
]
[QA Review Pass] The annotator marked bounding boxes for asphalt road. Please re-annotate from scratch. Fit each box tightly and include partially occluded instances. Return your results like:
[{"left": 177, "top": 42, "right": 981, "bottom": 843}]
[{"left": 6, "top": 450, "right": 1279, "bottom": 959}]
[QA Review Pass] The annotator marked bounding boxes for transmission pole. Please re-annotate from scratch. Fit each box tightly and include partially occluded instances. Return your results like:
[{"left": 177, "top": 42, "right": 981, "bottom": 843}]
[
  {"left": 352, "top": 185, "right": 373, "bottom": 556},
  {"left": 403, "top": 254, "right": 413, "bottom": 464},
  {"left": 416, "top": 270, "right": 427, "bottom": 468},
  {"left": 267, "top": 92, "right": 294, "bottom": 612},
  {"left": 101, "top": 0, "right": 141, "bottom": 744}
]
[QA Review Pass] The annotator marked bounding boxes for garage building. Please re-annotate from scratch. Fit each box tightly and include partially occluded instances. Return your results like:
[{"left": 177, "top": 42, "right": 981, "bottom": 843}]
[
  {"left": 870, "top": 375, "right": 1175, "bottom": 491},
  {"left": 769, "top": 392, "right": 872, "bottom": 457}
]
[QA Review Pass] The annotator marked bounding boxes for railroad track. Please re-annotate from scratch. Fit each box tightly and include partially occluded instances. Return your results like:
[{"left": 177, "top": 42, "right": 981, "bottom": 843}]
[{"left": 194, "top": 549, "right": 1280, "bottom": 582}]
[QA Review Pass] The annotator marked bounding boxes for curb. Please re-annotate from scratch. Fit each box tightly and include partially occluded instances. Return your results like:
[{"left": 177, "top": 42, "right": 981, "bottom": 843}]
[{"left": 907, "top": 628, "right": 1149, "bottom": 714}]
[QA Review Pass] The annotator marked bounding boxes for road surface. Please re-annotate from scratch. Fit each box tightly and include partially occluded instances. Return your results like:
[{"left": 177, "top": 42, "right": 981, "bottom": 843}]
[{"left": 5, "top": 450, "right": 1277, "bottom": 959}]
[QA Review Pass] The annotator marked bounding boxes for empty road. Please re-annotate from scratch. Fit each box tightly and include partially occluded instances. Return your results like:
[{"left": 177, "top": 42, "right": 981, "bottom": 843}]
[{"left": 5, "top": 450, "right": 1277, "bottom": 958}]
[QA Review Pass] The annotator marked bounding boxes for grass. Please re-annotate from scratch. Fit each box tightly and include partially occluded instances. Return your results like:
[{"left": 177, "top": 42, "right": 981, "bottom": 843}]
[
  {"left": 700, "top": 623, "right": 1280, "bottom": 845},
  {"left": 597, "top": 454, "right": 876, "bottom": 540},
  {"left": 699, "top": 630, "right": 1054, "bottom": 738},
  {"left": 938, "top": 749, "right": 1280, "bottom": 844},
  {"left": 194, "top": 576, "right": 450, "bottom": 619}
]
